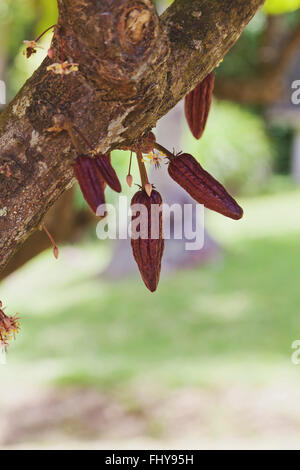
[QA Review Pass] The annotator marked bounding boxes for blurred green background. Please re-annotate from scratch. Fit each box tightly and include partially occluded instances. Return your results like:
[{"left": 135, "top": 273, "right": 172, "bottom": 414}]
[{"left": 1, "top": 0, "right": 300, "bottom": 450}]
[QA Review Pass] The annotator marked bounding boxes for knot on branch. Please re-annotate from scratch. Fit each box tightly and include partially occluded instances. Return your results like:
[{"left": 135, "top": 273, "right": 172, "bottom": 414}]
[
  {"left": 118, "top": 2, "right": 156, "bottom": 53},
  {"left": 98, "top": 0, "right": 167, "bottom": 94},
  {"left": 56, "top": 0, "right": 169, "bottom": 98}
]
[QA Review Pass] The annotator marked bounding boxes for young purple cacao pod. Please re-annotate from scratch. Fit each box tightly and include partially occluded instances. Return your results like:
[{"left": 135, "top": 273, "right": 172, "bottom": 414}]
[
  {"left": 168, "top": 153, "right": 243, "bottom": 220},
  {"left": 184, "top": 72, "right": 215, "bottom": 139},
  {"left": 131, "top": 189, "right": 164, "bottom": 292},
  {"left": 73, "top": 155, "right": 106, "bottom": 215},
  {"left": 95, "top": 153, "right": 122, "bottom": 193}
]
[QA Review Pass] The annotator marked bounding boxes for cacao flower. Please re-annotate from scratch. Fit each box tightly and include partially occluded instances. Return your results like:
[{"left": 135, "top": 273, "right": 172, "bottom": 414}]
[
  {"left": 73, "top": 155, "right": 106, "bottom": 215},
  {"left": 131, "top": 189, "right": 164, "bottom": 292},
  {"left": 184, "top": 72, "right": 215, "bottom": 139},
  {"left": 168, "top": 153, "right": 243, "bottom": 220},
  {"left": 0, "top": 301, "right": 20, "bottom": 348},
  {"left": 23, "top": 40, "right": 39, "bottom": 58},
  {"left": 95, "top": 153, "right": 122, "bottom": 193}
]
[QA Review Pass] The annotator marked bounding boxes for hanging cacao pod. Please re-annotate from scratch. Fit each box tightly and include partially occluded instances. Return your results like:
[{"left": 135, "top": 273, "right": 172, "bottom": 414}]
[
  {"left": 130, "top": 189, "right": 164, "bottom": 292},
  {"left": 95, "top": 153, "right": 122, "bottom": 193},
  {"left": 73, "top": 155, "right": 106, "bottom": 215},
  {"left": 168, "top": 153, "right": 243, "bottom": 220},
  {"left": 184, "top": 72, "right": 215, "bottom": 139}
]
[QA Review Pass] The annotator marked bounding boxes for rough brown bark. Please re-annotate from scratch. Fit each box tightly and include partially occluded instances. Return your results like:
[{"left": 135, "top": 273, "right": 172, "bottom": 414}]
[{"left": 0, "top": 0, "right": 264, "bottom": 274}]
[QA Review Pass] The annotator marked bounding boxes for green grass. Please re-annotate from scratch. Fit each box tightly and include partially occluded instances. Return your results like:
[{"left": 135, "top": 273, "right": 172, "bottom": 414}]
[{"left": 2, "top": 184, "right": 300, "bottom": 391}]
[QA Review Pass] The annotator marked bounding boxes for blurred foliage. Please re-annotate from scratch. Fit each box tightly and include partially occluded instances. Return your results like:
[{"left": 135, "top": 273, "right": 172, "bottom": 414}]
[
  {"left": 216, "top": 13, "right": 266, "bottom": 79},
  {"left": 2, "top": 0, "right": 57, "bottom": 99},
  {"left": 8, "top": 33, "right": 51, "bottom": 100},
  {"left": 267, "top": 124, "right": 294, "bottom": 174},
  {"left": 34, "top": 0, "right": 58, "bottom": 35},
  {"left": 0, "top": 0, "right": 35, "bottom": 59},
  {"left": 182, "top": 101, "right": 273, "bottom": 195},
  {"left": 214, "top": 7, "right": 300, "bottom": 181},
  {"left": 0, "top": 0, "right": 57, "bottom": 58},
  {"left": 217, "top": 10, "right": 300, "bottom": 80},
  {"left": 265, "top": 0, "right": 300, "bottom": 13}
]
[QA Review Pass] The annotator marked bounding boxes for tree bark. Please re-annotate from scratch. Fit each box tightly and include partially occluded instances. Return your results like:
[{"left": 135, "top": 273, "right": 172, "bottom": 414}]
[{"left": 0, "top": 0, "right": 264, "bottom": 274}]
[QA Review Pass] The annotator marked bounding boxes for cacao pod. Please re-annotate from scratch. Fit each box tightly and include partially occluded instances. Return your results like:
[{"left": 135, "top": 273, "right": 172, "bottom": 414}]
[
  {"left": 168, "top": 153, "right": 243, "bottom": 220},
  {"left": 95, "top": 153, "right": 122, "bottom": 193},
  {"left": 184, "top": 72, "right": 215, "bottom": 139},
  {"left": 73, "top": 155, "right": 106, "bottom": 215},
  {"left": 131, "top": 189, "right": 164, "bottom": 292}
]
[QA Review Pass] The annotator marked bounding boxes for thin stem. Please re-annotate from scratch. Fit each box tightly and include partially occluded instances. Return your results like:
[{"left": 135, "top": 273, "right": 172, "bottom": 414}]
[
  {"left": 154, "top": 142, "right": 175, "bottom": 160},
  {"left": 136, "top": 151, "right": 149, "bottom": 189},
  {"left": 35, "top": 25, "right": 56, "bottom": 43},
  {"left": 128, "top": 151, "right": 133, "bottom": 175},
  {"left": 73, "top": 126, "right": 94, "bottom": 151},
  {"left": 41, "top": 225, "right": 59, "bottom": 259}
]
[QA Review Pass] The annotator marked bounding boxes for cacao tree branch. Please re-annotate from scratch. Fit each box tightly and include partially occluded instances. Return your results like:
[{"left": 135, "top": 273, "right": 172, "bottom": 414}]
[{"left": 0, "top": 0, "right": 264, "bottom": 273}]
